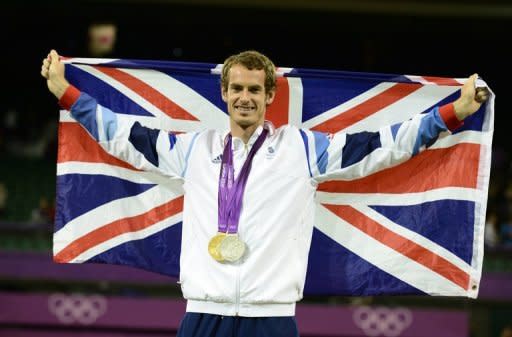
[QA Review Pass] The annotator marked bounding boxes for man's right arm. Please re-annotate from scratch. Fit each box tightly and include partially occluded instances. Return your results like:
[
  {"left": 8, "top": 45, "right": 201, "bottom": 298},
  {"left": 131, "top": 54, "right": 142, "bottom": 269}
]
[{"left": 41, "top": 50, "right": 196, "bottom": 178}]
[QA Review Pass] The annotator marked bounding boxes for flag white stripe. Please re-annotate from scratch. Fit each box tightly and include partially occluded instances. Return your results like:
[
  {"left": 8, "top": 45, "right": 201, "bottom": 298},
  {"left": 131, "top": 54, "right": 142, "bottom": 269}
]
[
  {"left": 468, "top": 93, "right": 495, "bottom": 297},
  {"left": 405, "top": 75, "right": 464, "bottom": 85},
  {"left": 96, "top": 105, "right": 106, "bottom": 142},
  {"left": 56, "top": 161, "right": 183, "bottom": 186},
  {"left": 63, "top": 58, "right": 121, "bottom": 65},
  {"left": 287, "top": 77, "right": 303, "bottom": 127},
  {"left": 315, "top": 186, "right": 483, "bottom": 206},
  {"left": 59, "top": 110, "right": 75, "bottom": 122},
  {"left": 429, "top": 130, "right": 490, "bottom": 148},
  {"left": 211, "top": 64, "right": 293, "bottom": 77}
]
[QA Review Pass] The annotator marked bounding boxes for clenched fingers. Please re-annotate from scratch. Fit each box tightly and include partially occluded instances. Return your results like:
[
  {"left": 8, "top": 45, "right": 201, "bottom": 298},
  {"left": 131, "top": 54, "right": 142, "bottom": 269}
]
[
  {"left": 475, "top": 87, "right": 489, "bottom": 103},
  {"left": 41, "top": 58, "right": 49, "bottom": 79}
]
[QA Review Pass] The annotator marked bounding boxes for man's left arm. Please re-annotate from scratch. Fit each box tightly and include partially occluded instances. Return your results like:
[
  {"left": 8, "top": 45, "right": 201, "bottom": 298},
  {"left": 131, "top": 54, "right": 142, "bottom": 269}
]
[{"left": 304, "top": 74, "right": 489, "bottom": 182}]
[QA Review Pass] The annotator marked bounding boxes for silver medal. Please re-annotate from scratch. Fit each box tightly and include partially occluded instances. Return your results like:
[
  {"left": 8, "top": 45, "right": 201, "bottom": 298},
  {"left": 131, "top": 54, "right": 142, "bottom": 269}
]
[{"left": 218, "top": 235, "right": 246, "bottom": 262}]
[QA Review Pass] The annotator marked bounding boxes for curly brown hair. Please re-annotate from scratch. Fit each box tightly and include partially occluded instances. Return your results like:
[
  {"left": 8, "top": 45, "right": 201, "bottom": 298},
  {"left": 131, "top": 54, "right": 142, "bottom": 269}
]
[{"left": 221, "top": 50, "right": 277, "bottom": 94}]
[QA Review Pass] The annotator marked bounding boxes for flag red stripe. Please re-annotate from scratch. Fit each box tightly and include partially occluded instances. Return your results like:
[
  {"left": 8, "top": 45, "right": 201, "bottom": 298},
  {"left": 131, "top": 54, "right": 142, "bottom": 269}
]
[
  {"left": 266, "top": 77, "right": 289, "bottom": 128},
  {"left": 422, "top": 76, "right": 461, "bottom": 86},
  {"left": 323, "top": 204, "right": 469, "bottom": 290},
  {"left": 57, "top": 122, "right": 137, "bottom": 170},
  {"left": 311, "top": 83, "right": 422, "bottom": 133},
  {"left": 94, "top": 66, "right": 198, "bottom": 121},
  {"left": 318, "top": 143, "right": 479, "bottom": 193},
  {"left": 54, "top": 196, "right": 184, "bottom": 263}
]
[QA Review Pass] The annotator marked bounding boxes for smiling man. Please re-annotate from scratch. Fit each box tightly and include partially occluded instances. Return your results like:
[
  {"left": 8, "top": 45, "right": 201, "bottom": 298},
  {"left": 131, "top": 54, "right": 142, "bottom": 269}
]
[
  {"left": 41, "top": 49, "right": 488, "bottom": 337},
  {"left": 221, "top": 55, "right": 276, "bottom": 143}
]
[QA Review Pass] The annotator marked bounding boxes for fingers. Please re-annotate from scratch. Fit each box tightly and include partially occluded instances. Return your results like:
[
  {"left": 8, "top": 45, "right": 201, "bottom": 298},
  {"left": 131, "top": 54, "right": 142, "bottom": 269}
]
[
  {"left": 464, "top": 73, "right": 478, "bottom": 92},
  {"left": 470, "top": 73, "right": 489, "bottom": 104},
  {"left": 41, "top": 65, "right": 48, "bottom": 79},
  {"left": 41, "top": 50, "right": 60, "bottom": 79},
  {"left": 50, "top": 49, "right": 60, "bottom": 63},
  {"left": 475, "top": 87, "right": 490, "bottom": 103},
  {"left": 41, "top": 55, "right": 50, "bottom": 79}
]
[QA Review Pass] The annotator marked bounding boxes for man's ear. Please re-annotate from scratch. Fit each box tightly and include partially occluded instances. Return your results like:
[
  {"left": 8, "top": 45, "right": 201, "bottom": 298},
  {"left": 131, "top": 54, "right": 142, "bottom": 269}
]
[
  {"left": 221, "top": 87, "right": 228, "bottom": 102},
  {"left": 266, "top": 90, "right": 276, "bottom": 105}
]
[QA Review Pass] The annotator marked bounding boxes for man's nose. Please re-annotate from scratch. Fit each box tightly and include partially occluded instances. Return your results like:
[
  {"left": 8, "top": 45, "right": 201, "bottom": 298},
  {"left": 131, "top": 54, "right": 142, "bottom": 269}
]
[{"left": 240, "top": 89, "right": 250, "bottom": 101}]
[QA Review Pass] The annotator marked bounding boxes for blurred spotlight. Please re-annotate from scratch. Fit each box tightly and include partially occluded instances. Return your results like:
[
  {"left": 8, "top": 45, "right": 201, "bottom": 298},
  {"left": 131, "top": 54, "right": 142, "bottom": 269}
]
[{"left": 88, "top": 22, "right": 117, "bottom": 58}]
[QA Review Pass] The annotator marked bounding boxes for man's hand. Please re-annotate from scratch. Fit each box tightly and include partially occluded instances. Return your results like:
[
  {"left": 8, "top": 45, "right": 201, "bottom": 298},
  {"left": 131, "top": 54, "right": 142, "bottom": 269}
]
[
  {"left": 453, "top": 73, "right": 490, "bottom": 120},
  {"left": 41, "top": 50, "right": 70, "bottom": 99}
]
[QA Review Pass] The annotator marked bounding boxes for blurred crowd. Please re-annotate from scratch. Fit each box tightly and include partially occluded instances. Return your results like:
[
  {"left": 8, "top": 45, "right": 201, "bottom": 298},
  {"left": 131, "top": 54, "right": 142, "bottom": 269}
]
[
  {"left": 485, "top": 146, "right": 512, "bottom": 249},
  {"left": 0, "top": 21, "right": 118, "bottom": 226}
]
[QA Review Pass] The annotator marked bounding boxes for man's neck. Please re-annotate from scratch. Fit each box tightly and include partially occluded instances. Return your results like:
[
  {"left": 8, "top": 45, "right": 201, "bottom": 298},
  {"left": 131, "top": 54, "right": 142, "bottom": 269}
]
[{"left": 230, "top": 121, "right": 263, "bottom": 144}]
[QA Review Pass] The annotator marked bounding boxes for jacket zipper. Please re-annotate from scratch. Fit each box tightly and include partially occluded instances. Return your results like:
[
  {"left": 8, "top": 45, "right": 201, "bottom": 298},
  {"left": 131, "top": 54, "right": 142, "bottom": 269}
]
[
  {"left": 235, "top": 142, "right": 248, "bottom": 316},
  {"left": 235, "top": 262, "right": 240, "bottom": 315}
]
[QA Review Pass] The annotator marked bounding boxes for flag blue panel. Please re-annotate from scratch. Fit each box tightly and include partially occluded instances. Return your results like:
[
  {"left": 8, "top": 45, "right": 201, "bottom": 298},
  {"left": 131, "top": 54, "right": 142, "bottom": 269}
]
[
  {"left": 370, "top": 200, "right": 474, "bottom": 264},
  {"left": 305, "top": 229, "right": 424, "bottom": 296},
  {"left": 66, "top": 66, "right": 154, "bottom": 117},
  {"left": 89, "top": 222, "right": 182, "bottom": 278},
  {"left": 55, "top": 174, "right": 156, "bottom": 231}
]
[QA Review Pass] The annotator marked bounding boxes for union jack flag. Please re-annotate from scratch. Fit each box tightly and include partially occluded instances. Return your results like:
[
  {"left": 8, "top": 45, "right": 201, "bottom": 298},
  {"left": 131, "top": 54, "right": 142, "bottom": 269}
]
[{"left": 53, "top": 57, "right": 494, "bottom": 297}]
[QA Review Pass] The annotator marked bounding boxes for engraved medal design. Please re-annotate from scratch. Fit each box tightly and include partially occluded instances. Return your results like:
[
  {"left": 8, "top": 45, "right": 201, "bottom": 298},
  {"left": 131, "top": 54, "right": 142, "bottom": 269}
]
[{"left": 218, "top": 235, "right": 246, "bottom": 262}]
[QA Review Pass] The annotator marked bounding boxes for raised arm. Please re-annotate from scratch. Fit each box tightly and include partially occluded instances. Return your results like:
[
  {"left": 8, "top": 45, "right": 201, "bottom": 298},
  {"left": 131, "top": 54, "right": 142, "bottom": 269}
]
[
  {"left": 41, "top": 50, "right": 70, "bottom": 100},
  {"left": 41, "top": 50, "right": 196, "bottom": 178},
  {"left": 300, "top": 75, "right": 489, "bottom": 182}
]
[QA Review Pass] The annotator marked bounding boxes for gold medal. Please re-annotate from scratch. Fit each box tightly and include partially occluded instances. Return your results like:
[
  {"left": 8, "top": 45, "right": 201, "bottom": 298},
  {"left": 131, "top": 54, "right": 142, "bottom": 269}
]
[
  {"left": 218, "top": 235, "right": 246, "bottom": 262},
  {"left": 208, "top": 233, "right": 226, "bottom": 262}
]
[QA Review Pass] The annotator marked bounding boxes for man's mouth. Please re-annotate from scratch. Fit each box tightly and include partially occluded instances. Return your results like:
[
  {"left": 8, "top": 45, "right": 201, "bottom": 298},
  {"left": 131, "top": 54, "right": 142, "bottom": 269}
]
[{"left": 234, "top": 105, "right": 256, "bottom": 113}]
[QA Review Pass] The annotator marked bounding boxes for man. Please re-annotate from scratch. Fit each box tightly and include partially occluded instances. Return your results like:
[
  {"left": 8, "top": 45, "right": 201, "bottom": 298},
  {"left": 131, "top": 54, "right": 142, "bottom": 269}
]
[{"left": 41, "top": 49, "right": 488, "bottom": 337}]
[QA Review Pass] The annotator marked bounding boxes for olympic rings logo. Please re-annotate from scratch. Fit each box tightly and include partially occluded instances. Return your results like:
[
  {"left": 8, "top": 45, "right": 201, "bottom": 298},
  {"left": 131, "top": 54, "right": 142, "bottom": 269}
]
[
  {"left": 353, "top": 306, "right": 413, "bottom": 337},
  {"left": 48, "top": 293, "right": 108, "bottom": 325}
]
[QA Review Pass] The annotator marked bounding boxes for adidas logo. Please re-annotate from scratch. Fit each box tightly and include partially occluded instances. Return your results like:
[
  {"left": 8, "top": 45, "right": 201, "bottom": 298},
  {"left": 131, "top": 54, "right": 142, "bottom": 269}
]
[{"left": 212, "top": 154, "right": 222, "bottom": 163}]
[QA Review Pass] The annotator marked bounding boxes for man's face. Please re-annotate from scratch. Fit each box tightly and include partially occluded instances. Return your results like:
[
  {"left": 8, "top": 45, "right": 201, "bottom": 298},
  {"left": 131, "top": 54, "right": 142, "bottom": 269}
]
[{"left": 222, "top": 64, "right": 275, "bottom": 129}]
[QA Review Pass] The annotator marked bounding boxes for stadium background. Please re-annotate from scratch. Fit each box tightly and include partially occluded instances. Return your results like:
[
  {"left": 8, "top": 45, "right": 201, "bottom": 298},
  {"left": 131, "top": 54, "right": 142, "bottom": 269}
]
[{"left": 1, "top": 0, "right": 511, "bottom": 336}]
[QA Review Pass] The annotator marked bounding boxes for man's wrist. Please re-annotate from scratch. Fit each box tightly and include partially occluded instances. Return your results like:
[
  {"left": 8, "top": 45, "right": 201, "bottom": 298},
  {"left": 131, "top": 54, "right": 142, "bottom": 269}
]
[
  {"left": 452, "top": 99, "right": 468, "bottom": 121},
  {"left": 58, "top": 85, "right": 80, "bottom": 110},
  {"left": 439, "top": 103, "right": 464, "bottom": 131},
  {"left": 51, "top": 79, "right": 71, "bottom": 100}
]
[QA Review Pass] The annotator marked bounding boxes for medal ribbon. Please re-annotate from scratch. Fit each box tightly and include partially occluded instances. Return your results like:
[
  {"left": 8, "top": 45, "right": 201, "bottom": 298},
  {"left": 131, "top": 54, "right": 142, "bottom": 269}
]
[{"left": 218, "top": 128, "right": 268, "bottom": 234}]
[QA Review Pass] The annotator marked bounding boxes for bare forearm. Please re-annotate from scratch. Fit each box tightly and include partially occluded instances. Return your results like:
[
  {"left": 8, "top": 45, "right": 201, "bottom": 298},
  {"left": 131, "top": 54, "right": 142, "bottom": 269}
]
[
  {"left": 49, "top": 77, "right": 70, "bottom": 100},
  {"left": 41, "top": 50, "right": 70, "bottom": 100}
]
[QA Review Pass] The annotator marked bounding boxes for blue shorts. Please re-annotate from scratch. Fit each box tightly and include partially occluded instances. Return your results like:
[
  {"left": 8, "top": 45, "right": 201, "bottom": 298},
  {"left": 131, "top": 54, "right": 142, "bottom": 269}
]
[{"left": 177, "top": 312, "right": 299, "bottom": 337}]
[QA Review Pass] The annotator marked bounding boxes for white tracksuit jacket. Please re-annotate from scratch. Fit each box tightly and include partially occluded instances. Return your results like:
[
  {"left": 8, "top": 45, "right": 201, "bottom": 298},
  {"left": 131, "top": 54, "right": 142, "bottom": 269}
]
[{"left": 60, "top": 85, "right": 461, "bottom": 317}]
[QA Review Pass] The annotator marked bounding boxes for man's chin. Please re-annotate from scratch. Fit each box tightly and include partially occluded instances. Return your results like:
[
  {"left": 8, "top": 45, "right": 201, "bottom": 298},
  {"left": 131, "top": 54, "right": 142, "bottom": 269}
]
[{"left": 233, "top": 117, "right": 258, "bottom": 128}]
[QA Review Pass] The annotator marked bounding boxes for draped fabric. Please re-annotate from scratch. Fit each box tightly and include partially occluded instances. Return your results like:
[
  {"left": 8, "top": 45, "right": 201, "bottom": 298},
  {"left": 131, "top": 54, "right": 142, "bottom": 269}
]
[{"left": 54, "top": 58, "right": 494, "bottom": 297}]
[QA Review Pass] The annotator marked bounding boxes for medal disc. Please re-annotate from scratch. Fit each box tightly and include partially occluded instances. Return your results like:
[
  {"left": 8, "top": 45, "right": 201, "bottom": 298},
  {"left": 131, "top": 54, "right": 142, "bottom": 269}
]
[
  {"left": 218, "top": 235, "right": 246, "bottom": 262},
  {"left": 208, "top": 233, "right": 226, "bottom": 262}
]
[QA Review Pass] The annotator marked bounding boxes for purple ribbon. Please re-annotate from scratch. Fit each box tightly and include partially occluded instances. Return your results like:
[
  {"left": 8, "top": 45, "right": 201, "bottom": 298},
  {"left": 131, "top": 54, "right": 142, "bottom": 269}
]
[{"left": 218, "top": 128, "right": 268, "bottom": 234}]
